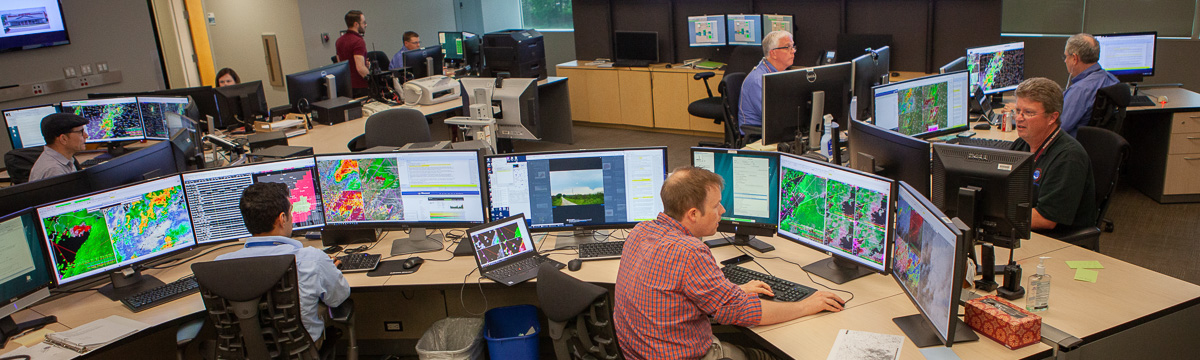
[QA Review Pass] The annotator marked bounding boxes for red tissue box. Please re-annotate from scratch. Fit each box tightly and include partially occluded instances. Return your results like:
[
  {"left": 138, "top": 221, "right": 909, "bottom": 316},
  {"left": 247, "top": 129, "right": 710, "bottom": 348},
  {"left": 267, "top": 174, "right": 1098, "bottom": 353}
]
[{"left": 964, "top": 295, "right": 1042, "bottom": 350}]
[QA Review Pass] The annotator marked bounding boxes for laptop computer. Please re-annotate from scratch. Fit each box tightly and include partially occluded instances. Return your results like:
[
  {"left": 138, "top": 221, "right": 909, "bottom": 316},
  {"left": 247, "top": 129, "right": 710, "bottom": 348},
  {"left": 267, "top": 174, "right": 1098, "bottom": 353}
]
[{"left": 467, "top": 213, "right": 564, "bottom": 286}]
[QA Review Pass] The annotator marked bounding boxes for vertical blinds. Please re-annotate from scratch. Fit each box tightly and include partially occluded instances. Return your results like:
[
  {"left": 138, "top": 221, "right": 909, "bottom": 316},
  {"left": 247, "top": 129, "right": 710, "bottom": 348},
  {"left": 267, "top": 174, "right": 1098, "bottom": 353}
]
[{"left": 1002, "top": 0, "right": 1196, "bottom": 37}]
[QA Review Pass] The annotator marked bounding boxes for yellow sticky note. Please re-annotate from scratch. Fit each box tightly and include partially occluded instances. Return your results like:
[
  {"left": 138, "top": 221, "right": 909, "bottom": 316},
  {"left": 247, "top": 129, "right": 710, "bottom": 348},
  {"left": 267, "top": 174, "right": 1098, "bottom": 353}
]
[
  {"left": 1066, "top": 260, "right": 1104, "bottom": 269},
  {"left": 1074, "top": 268, "right": 1099, "bottom": 283},
  {"left": 12, "top": 328, "right": 55, "bottom": 347}
]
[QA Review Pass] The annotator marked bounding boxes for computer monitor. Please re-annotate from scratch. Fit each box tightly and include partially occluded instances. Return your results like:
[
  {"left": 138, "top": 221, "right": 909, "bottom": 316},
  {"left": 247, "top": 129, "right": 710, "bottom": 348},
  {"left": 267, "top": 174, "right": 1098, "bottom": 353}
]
[
  {"left": 966, "top": 42, "right": 1024, "bottom": 95},
  {"left": 36, "top": 175, "right": 197, "bottom": 300},
  {"left": 762, "top": 62, "right": 852, "bottom": 146},
  {"left": 94, "top": 87, "right": 222, "bottom": 132},
  {"left": 613, "top": 31, "right": 659, "bottom": 64},
  {"left": 84, "top": 140, "right": 180, "bottom": 191},
  {"left": 166, "top": 113, "right": 203, "bottom": 171},
  {"left": 726, "top": 14, "right": 763, "bottom": 46},
  {"left": 939, "top": 56, "right": 967, "bottom": 74},
  {"left": 60, "top": 97, "right": 145, "bottom": 143},
  {"left": 851, "top": 46, "right": 890, "bottom": 121},
  {"left": 762, "top": 14, "right": 793, "bottom": 33},
  {"left": 484, "top": 147, "right": 667, "bottom": 249},
  {"left": 182, "top": 157, "right": 325, "bottom": 245},
  {"left": 214, "top": 80, "right": 268, "bottom": 130},
  {"left": 286, "top": 61, "right": 353, "bottom": 112},
  {"left": 848, "top": 120, "right": 932, "bottom": 200},
  {"left": 0, "top": 170, "right": 90, "bottom": 217},
  {"left": 891, "top": 180, "right": 978, "bottom": 347},
  {"left": 400, "top": 45, "right": 445, "bottom": 80},
  {"left": 440, "top": 31, "right": 467, "bottom": 60},
  {"left": 136, "top": 96, "right": 189, "bottom": 140},
  {"left": 0, "top": 208, "right": 56, "bottom": 346},
  {"left": 931, "top": 143, "right": 1032, "bottom": 248},
  {"left": 777, "top": 152, "right": 894, "bottom": 284},
  {"left": 872, "top": 70, "right": 970, "bottom": 139},
  {"left": 315, "top": 149, "right": 487, "bottom": 256},
  {"left": 691, "top": 147, "right": 779, "bottom": 253},
  {"left": 688, "top": 15, "right": 726, "bottom": 47},
  {"left": 459, "top": 77, "right": 540, "bottom": 141},
  {"left": 1095, "top": 31, "right": 1157, "bottom": 83},
  {"left": 3, "top": 104, "right": 57, "bottom": 149}
]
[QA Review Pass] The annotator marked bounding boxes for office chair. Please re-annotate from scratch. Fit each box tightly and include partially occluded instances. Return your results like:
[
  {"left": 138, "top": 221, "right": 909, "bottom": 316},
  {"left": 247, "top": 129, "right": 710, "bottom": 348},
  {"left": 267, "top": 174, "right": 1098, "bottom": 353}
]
[
  {"left": 721, "top": 73, "right": 750, "bottom": 148},
  {"left": 536, "top": 263, "right": 622, "bottom": 360},
  {"left": 366, "top": 51, "right": 390, "bottom": 72},
  {"left": 688, "top": 72, "right": 724, "bottom": 133},
  {"left": 1089, "top": 82, "right": 1131, "bottom": 133},
  {"left": 191, "top": 254, "right": 357, "bottom": 360},
  {"left": 4, "top": 146, "right": 44, "bottom": 185},
  {"left": 725, "top": 45, "right": 763, "bottom": 76},
  {"left": 1036, "top": 126, "right": 1129, "bottom": 251},
  {"left": 346, "top": 108, "right": 432, "bottom": 151}
]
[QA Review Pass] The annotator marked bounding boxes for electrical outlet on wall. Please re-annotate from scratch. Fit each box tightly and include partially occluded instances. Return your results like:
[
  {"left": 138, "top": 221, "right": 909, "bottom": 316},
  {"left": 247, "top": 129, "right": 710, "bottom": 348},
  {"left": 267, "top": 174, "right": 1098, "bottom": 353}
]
[
  {"left": 77, "top": 76, "right": 91, "bottom": 87},
  {"left": 31, "top": 83, "right": 47, "bottom": 96},
  {"left": 63, "top": 66, "right": 77, "bottom": 78},
  {"left": 80, "top": 64, "right": 94, "bottom": 76},
  {"left": 384, "top": 321, "right": 403, "bottom": 332},
  {"left": 96, "top": 62, "right": 109, "bottom": 73}
]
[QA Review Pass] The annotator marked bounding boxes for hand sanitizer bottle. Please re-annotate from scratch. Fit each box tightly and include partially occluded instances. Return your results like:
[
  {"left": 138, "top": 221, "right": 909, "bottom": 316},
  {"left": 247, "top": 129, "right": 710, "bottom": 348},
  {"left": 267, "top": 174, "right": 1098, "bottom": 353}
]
[
  {"left": 820, "top": 114, "right": 834, "bottom": 159},
  {"left": 1027, "top": 257, "right": 1052, "bottom": 312}
]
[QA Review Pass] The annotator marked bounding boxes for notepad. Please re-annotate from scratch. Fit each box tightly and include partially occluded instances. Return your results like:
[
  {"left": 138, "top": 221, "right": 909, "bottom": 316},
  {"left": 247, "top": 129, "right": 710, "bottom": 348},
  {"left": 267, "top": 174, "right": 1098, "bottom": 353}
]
[
  {"left": 1066, "top": 260, "right": 1104, "bottom": 269},
  {"left": 1074, "top": 268, "right": 1099, "bottom": 283}
]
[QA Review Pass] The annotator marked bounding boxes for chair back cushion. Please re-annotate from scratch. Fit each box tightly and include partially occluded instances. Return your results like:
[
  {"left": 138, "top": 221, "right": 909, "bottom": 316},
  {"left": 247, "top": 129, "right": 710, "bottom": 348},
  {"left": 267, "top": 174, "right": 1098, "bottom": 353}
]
[
  {"left": 1075, "top": 126, "right": 1129, "bottom": 222},
  {"left": 722, "top": 72, "right": 748, "bottom": 130},
  {"left": 1089, "top": 82, "right": 1131, "bottom": 132},
  {"left": 5, "top": 146, "right": 44, "bottom": 185},
  {"left": 193, "top": 254, "right": 318, "bottom": 359},
  {"left": 536, "top": 263, "right": 608, "bottom": 322},
  {"left": 363, "top": 108, "right": 432, "bottom": 148}
]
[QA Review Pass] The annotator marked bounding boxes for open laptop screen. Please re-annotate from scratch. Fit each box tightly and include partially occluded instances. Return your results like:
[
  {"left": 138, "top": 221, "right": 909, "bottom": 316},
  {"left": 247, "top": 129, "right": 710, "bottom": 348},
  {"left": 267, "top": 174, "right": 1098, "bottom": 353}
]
[{"left": 469, "top": 214, "right": 536, "bottom": 269}]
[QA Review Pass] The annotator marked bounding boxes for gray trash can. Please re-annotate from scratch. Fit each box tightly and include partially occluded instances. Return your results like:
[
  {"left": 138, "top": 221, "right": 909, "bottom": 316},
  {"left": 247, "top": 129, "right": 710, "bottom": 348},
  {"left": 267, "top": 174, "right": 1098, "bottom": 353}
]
[{"left": 416, "top": 317, "right": 486, "bottom": 360}]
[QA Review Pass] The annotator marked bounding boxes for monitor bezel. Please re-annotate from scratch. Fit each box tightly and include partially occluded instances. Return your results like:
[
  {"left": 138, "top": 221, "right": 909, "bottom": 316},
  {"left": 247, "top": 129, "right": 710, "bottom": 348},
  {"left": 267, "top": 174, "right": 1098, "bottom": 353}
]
[
  {"left": 776, "top": 152, "right": 896, "bottom": 273},
  {"left": 483, "top": 146, "right": 669, "bottom": 232},
  {"left": 687, "top": 15, "right": 727, "bottom": 47},
  {"left": 179, "top": 156, "right": 327, "bottom": 245},
  {"left": 871, "top": 69, "right": 971, "bottom": 139},
  {"left": 689, "top": 147, "right": 780, "bottom": 234},
  {"left": 3, "top": 103, "right": 59, "bottom": 149},
  {"left": 762, "top": 61, "right": 853, "bottom": 145},
  {"left": 852, "top": 46, "right": 891, "bottom": 121},
  {"left": 59, "top": 97, "right": 147, "bottom": 144},
  {"left": 1094, "top": 30, "right": 1158, "bottom": 80},
  {"left": 314, "top": 148, "right": 489, "bottom": 230},
  {"left": 613, "top": 30, "right": 660, "bottom": 63},
  {"left": 965, "top": 42, "right": 1025, "bottom": 95},
  {"left": 0, "top": 207, "right": 55, "bottom": 316},
  {"left": 135, "top": 96, "right": 190, "bottom": 141},
  {"left": 890, "top": 180, "right": 968, "bottom": 347},
  {"left": 725, "top": 14, "right": 764, "bottom": 46},
  {"left": 930, "top": 142, "right": 1034, "bottom": 245}
]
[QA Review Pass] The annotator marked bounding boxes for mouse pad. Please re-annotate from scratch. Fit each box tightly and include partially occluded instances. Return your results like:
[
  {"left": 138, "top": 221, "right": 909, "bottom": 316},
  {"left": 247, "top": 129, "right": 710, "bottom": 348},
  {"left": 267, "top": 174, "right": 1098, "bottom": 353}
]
[{"left": 367, "top": 260, "right": 422, "bottom": 277}]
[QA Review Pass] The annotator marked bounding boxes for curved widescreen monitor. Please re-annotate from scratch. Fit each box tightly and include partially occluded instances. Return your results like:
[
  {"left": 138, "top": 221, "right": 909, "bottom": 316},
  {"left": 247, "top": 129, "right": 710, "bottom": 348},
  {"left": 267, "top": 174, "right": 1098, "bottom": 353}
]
[
  {"left": 3, "top": 104, "right": 57, "bottom": 149},
  {"left": 36, "top": 175, "right": 196, "bottom": 286},
  {"left": 60, "top": 97, "right": 145, "bottom": 143},
  {"left": 966, "top": 42, "right": 1024, "bottom": 95},
  {"left": 891, "top": 180, "right": 969, "bottom": 347},
  {"left": 136, "top": 96, "right": 188, "bottom": 141},
  {"left": 485, "top": 147, "right": 667, "bottom": 232},
  {"left": 315, "top": 149, "right": 487, "bottom": 229},
  {"left": 872, "top": 70, "right": 970, "bottom": 139},
  {"left": 777, "top": 152, "right": 894, "bottom": 283},
  {"left": 182, "top": 157, "right": 325, "bottom": 244}
]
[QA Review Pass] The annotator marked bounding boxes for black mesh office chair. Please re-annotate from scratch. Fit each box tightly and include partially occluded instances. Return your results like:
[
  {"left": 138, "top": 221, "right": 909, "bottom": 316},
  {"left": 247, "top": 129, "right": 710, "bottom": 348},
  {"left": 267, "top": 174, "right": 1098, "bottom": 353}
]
[
  {"left": 688, "top": 71, "right": 725, "bottom": 133},
  {"left": 726, "top": 45, "right": 763, "bottom": 77},
  {"left": 191, "top": 254, "right": 357, "bottom": 360},
  {"left": 536, "top": 263, "right": 622, "bottom": 360},
  {"left": 366, "top": 51, "right": 390, "bottom": 71},
  {"left": 346, "top": 108, "right": 432, "bottom": 151},
  {"left": 1089, "top": 82, "right": 1132, "bottom": 133},
  {"left": 1036, "top": 126, "right": 1129, "bottom": 251},
  {"left": 4, "top": 146, "right": 44, "bottom": 185},
  {"left": 722, "top": 73, "right": 749, "bottom": 148}
]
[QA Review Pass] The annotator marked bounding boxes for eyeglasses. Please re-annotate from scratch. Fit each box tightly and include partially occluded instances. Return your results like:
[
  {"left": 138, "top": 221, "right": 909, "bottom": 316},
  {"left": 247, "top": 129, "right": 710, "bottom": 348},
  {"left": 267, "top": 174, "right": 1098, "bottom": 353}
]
[
  {"left": 772, "top": 44, "right": 797, "bottom": 52},
  {"left": 69, "top": 129, "right": 87, "bottom": 137},
  {"left": 407, "top": 40, "right": 421, "bottom": 45},
  {"left": 1014, "top": 109, "right": 1045, "bottom": 118}
]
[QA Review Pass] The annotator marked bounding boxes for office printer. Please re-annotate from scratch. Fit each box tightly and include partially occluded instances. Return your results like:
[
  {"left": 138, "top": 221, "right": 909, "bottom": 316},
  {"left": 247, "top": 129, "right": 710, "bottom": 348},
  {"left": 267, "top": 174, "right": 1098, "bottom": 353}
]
[{"left": 401, "top": 75, "right": 462, "bottom": 105}]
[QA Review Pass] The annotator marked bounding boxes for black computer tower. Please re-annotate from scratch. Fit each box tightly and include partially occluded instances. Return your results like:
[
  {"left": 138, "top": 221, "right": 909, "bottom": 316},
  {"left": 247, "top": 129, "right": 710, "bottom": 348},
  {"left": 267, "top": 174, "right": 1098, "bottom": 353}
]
[{"left": 483, "top": 29, "right": 547, "bottom": 80}]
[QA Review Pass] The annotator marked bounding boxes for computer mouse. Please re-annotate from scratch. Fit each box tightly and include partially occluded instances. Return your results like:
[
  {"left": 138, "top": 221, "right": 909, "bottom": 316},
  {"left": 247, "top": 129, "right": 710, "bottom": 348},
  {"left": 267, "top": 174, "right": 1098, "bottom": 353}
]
[
  {"left": 974, "top": 123, "right": 992, "bottom": 130},
  {"left": 568, "top": 259, "right": 582, "bottom": 272},
  {"left": 402, "top": 257, "right": 424, "bottom": 270}
]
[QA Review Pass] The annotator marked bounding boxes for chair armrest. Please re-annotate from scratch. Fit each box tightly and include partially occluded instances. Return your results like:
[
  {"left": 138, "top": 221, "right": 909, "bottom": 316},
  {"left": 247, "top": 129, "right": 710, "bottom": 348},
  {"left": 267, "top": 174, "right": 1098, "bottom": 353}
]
[
  {"left": 347, "top": 135, "right": 366, "bottom": 152},
  {"left": 329, "top": 298, "right": 354, "bottom": 323},
  {"left": 693, "top": 72, "right": 716, "bottom": 80}
]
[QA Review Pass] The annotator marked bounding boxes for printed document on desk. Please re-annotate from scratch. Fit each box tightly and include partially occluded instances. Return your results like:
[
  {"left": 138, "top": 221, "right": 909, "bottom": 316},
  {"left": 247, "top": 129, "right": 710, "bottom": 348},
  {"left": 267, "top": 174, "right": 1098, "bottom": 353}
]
[
  {"left": 827, "top": 329, "right": 903, "bottom": 360},
  {"left": 1, "top": 342, "right": 78, "bottom": 359},
  {"left": 42, "top": 315, "right": 148, "bottom": 353}
]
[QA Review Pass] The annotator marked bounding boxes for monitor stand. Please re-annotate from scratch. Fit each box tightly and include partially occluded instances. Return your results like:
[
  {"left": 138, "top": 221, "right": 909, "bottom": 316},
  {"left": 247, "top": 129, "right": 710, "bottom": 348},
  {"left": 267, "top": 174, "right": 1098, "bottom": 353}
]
[
  {"left": 802, "top": 256, "right": 874, "bottom": 285},
  {"left": 390, "top": 227, "right": 445, "bottom": 256},
  {"left": 893, "top": 314, "right": 979, "bottom": 348},
  {"left": 705, "top": 234, "right": 775, "bottom": 253},
  {"left": 98, "top": 269, "right": 167, "bottom": 301},
  {"left": 553, "top": 229, "right": 600, "bottom": 250},
  {"left": 0, "top": 314, "right": 57, "bottom": 346}
]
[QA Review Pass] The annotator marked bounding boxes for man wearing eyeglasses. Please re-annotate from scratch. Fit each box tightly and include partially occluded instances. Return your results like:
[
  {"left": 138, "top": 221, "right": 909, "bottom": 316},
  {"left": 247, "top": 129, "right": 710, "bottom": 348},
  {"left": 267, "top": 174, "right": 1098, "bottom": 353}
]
[
  {"left": 390, "top": 31, "right": 422, "bottom": 71},
  {"left": 29, "top": 113, "right": 89, "bottom": 182},
  {"left": 1060, "top": 33, "right": 1118, "bottom": 137},
  {"left": 1009, "top": 78, "right": 1097, "bottom": 232},
  {"left": 738, "top": 30, "right": 796, "bottom": 144}
]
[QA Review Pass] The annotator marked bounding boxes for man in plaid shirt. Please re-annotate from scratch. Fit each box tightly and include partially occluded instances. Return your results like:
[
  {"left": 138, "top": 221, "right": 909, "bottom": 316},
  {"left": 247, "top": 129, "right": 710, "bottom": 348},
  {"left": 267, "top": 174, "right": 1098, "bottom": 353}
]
[{"left": 614, "top": 167, "right": 845, "bottom": 360}]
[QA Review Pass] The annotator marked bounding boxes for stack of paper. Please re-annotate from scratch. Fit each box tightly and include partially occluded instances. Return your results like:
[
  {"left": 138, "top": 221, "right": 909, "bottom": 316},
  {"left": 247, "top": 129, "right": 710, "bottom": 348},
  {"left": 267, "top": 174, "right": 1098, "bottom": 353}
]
[
  {"left": 42, "top": 315, "right": 148, "bottom": 353},
  {"left": 827, "top": 329, "right": 904, "bottom": 360}
]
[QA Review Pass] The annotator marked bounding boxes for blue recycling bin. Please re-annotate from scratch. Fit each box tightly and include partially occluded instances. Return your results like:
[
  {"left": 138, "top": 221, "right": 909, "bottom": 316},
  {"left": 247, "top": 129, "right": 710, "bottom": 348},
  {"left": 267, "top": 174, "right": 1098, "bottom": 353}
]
[{"left": 483, "top": 305, "right": 540, "bottom": 360}]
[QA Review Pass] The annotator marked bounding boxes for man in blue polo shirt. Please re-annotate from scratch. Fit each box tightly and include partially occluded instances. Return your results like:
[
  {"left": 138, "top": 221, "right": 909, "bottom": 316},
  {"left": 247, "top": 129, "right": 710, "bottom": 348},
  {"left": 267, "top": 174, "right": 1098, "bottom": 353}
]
[
  {"left": 1060, "top": 33, "right": 1118, "bottom": 137},
  {"left": 738, "top": 30, "right": 795, "bottom": 143}
]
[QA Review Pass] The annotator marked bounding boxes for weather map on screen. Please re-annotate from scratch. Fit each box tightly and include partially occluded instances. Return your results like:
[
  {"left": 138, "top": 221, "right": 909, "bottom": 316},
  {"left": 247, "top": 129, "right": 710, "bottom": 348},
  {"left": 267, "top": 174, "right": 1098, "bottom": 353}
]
[
  {"left": 778, "top": 157, "right": 890, "bottom": 268},
  {"left": 60, "top": 98, "right": 145, "bottom": 143},
  {"left": 317, "top": 157, "right": 404, "bottom": 222}
]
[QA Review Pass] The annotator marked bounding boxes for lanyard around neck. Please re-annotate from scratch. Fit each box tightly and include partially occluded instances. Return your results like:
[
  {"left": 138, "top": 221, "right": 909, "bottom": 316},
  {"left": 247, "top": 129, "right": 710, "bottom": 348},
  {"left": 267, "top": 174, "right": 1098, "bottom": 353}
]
[{"left": 1033, "top": 128, "right": 1061, "bottom": 164}]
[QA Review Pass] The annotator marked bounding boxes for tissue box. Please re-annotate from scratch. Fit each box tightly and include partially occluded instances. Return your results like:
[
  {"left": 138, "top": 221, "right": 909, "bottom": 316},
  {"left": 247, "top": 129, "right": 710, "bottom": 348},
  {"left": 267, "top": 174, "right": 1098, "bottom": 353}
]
[{"left": 964, "top": 295, "right": 1042, "bottom": 349}]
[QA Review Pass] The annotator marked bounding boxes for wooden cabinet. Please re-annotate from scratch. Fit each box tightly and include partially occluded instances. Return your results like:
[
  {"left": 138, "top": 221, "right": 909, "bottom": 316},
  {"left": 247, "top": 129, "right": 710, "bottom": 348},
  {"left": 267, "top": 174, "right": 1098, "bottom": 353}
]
[
  {"left": 619, "top": 69, "right": 654, "bottom": 128},
  {"left": 557, "top": 61, "right": 724, "bottom": 135},
  {"left": 1164, "top": 111, "right": 1200, "bottom": 195},
  {"left": 651, "top": 71, "right": 690, "bottom": 130},
  {"left": 585, "top": 69, "right": 622, "bottom": 125},
  {"left": 556, "top": 67, "right": 590, "bottom": 122}
]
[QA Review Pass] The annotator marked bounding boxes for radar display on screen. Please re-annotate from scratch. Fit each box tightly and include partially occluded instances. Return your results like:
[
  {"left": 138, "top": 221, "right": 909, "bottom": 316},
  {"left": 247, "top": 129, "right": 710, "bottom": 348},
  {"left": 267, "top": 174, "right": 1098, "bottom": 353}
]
[
  {"left": 138, "top": 97, "right": 188, "bottom": 140},
  {"left": 315, "top": 151, "right": 486, "bottom": 226},
  {"left": 896, "top": 82, "right": 948, "bottom": 135},
  {"left": 61, "top": 98, "right": 145, "bottom": 142},
  {"left": 471, "top": 221, "right": 526, "bottom": 266},
  {"left": 779, "top": 159, "right": 890, "bottom": 267},
  {"left": 182, "top": 158, "right": 325, "bottom": 244},
  {"left": 892, "top": 183, "right": 959, "bottom": 340},
  {"left": 967, "top": 42, "right": 1024, "bottom": 95},
  {"left": 317, "top": 157, "right": 404, "bottom": 222}
]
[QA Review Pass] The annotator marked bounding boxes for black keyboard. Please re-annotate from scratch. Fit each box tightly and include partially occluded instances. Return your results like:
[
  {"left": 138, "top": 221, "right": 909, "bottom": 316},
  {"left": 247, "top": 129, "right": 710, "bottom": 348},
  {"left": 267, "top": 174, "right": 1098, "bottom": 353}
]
[
  {"left": 949, "top": 137, "right": 1015, "bottom": 150},
  {"left": 121, "top": 275, "right": 200, "bottom": 313},
  {"left": 721, "top": 265, "right": 816, "bottom": 302},
  {"left": 337, "top": 253, "right": 381, "bottom": 272},
  {"left": 579, "top": 241, "right": 625, "bottom": 260},
  {"left": 490, "top": 257, "right": 555, "bottom": 279},
  {"left": 1129, "top": 95, "right": 1155, "bottom": 107}
]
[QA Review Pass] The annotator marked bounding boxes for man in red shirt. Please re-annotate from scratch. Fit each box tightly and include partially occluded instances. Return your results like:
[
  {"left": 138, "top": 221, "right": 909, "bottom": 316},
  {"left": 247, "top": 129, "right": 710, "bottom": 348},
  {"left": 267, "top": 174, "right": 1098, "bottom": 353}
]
[
  {"left": 335, "top": 10, "right": 369, "bottom": 98},
  {"left": 614, "top": 167, "right": 845, "bottom": 360}
]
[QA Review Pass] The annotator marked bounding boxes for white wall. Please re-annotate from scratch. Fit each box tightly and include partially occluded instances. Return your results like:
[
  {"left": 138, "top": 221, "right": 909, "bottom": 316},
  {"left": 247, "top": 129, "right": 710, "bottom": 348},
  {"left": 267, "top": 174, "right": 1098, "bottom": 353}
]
[
  {"left": 296, "top": 0, "right": 458, "bottom": 70},
  {"left": 201, "top": 0, "right": 309, "bottom": 107},
  {"left": 481, "top": 0, "right": 522, "bottom": 33}
]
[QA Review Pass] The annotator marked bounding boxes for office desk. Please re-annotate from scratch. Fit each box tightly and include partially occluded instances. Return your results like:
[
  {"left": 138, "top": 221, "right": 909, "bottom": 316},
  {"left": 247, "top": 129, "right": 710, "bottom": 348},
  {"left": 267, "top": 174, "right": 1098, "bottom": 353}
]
[{"left": 1121, "top": 87, "right": 1200, "bottom": 203}]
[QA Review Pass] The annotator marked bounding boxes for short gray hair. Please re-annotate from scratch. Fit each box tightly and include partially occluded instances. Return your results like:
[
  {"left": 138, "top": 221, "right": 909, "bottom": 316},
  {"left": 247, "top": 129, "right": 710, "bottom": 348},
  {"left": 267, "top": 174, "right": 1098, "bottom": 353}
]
[
  {"left": 1015, "top": 77, "right": 1063, "bottom": 118},
  {"left": 762, "top": 31, "right": 792, "bottom": 57},
  {"left": 1065, "top": 33, "right": 1100, "bottom": 64}
]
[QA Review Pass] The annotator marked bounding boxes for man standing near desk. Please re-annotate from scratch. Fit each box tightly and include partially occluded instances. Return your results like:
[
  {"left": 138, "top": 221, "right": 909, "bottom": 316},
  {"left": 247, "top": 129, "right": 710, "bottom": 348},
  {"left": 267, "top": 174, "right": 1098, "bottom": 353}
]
[
  {"left": 739, "top": 30, "right": 795, "bottom": 143},
  {"left": 1010, "top": 78, "right": 1098, "bottom": 232},
  {"left": 390, "top": 31, "right": 421, "bottom": 71},
  {"left": 217, "top": 183, "right": 350, "bottom": 344},
  {"left": 29, "top": 113, "right": 88, "bottom": 182},
  {"left": 614, "top": 167, "right": 844, "bottom": 360},
  {"left": 1060, "top": 33, "right": 1118, "bottom": 137},
  {"left": 336, "top": 10, "right": 370, "bottom": 98}
]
